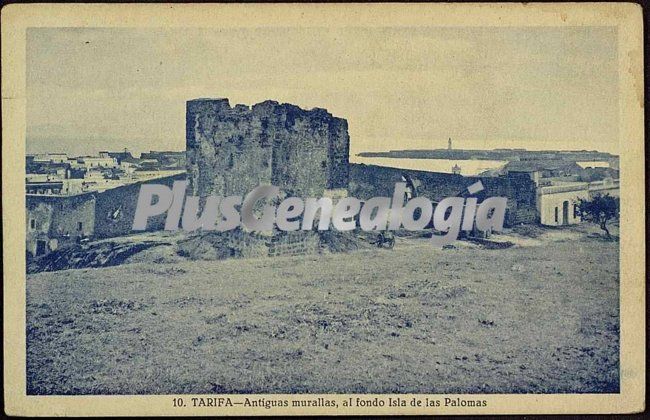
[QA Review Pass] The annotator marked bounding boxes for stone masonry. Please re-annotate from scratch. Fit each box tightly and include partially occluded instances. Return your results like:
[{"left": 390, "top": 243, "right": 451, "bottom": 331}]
[
  {"left": 349, "top": 163, "right": 538, "bottom": 226},
  {"left": 186, "top": 98, "right": 350, "bottom": 198}
]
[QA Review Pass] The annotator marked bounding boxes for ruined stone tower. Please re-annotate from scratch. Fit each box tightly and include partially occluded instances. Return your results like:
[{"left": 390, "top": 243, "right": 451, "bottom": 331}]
[{"left": 186, "top": 98, "right": 350, "bottom": 197}]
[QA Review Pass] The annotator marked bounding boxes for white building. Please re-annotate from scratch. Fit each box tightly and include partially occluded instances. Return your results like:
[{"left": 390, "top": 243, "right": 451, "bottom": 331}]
[
  {"left": 26, "top": 173, "right": 61, "bottom": 183},
  {"left": 76, "top": 156, "right": 117, "bottom": 169},
  {"left": 537, "top": 182, "right": 590, "bottom": 226},
  {"left": 32, "top": 153, "right": 68, "bottom": 163},
  {"left": 507, "top": 167, "right": 619, "bottom": 226},
  {"left": 537, "top": 179, "right": 619, "bottom": 226},
  {"left": 25, "top": 178, "right": 84, "bottom": 195}
]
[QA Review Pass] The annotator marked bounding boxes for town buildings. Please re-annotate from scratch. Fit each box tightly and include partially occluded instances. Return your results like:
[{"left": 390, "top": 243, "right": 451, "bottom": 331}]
[
  {"left": 26, "top": 97, "right": 620, "bottom": 258},
  {"left": 26, "top": 149, "right": 186, "bottom": 257},
  {"left": 504, "top": 162, "right": 620, "bottom": 226},
  {"left": 26, "top": 149, "right": 186, "bottom": 195}
]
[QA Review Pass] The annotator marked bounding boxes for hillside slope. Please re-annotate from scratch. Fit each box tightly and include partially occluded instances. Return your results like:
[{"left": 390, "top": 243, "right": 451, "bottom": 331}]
[{"left": 27, "top": 229, "right": 619, "bottom": 394}]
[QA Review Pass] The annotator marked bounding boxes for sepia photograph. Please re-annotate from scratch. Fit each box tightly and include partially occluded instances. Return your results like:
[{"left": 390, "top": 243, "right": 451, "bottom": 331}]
[{"left": 3, "top": 3, "right": 645, "bottom": 416}]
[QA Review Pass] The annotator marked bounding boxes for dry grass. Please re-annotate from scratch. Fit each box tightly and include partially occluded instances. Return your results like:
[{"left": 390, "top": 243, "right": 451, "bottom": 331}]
[{"left": 26, "top": 225, "right": 619, "bottom": 395}]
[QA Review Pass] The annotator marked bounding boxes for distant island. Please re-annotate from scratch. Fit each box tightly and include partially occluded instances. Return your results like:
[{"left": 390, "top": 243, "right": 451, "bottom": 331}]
[{"left": 357, "top": 146, "right": 617, "bottom": 163}]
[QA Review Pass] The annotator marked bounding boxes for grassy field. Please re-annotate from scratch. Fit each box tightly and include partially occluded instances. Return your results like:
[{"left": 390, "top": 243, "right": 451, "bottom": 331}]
[{"left": 26, "top": 225, "right": 619, "bottom": 394}]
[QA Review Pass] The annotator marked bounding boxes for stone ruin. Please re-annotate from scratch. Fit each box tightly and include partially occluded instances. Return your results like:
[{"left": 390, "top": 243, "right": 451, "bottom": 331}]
[
  {"left": 184, "top": 98, "right": 357, "bottom": 259},
  {"left": 186, "top": 98, "right": 350, "bottom": 198}
]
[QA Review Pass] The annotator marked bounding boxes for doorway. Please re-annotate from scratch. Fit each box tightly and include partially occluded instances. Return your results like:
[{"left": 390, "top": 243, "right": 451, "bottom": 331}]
[{"left": 562, "top": 201, "right": 569, "bottom": 225}]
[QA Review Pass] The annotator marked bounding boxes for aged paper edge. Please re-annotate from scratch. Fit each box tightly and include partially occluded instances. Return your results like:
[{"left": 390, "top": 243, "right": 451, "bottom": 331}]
[{"left": 2, "top": 3, "right": 645, "bottom": 416}]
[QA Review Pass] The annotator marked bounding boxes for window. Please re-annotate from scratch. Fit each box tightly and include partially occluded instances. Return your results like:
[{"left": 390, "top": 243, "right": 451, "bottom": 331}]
[
  {"left": 77, "top": 222, "right": 83, "bottom": 232},
  {"left": 30, "top": 219, "right": 35, "bottom": 230},
  {"left": 574, "top": 204, "right": 579, "bottom": 218},
  {"left": 554, "top": 207, "right": 559, "bottom": 223},
  {"left": 36, "top": 240, "right": 47, "bottom": 256}
]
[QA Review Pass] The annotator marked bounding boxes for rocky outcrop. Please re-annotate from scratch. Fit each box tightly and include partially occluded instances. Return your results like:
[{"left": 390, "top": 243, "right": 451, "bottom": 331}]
[{"left": 27, "top": 241, "right": 168, "bottom": 273}]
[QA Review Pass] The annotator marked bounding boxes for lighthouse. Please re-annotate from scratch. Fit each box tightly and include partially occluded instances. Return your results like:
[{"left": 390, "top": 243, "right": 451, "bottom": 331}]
[{"left": 448, "top": 137, "right": 452, "bottom": 150}]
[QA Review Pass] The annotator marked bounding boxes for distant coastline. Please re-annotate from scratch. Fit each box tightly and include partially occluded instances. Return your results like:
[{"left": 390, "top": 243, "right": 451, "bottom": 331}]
[{"left": 356, "top": 148, "right": 617, "bottom": 162}]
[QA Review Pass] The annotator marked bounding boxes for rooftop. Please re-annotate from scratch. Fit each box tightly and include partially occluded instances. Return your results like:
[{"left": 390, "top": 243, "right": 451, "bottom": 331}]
[{"left": 505, "top": 160, "right": 581, "bottom": 172}]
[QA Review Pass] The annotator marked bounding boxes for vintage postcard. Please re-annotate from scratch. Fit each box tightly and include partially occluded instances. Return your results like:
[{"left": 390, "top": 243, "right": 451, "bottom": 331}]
[{"left": 2, "top": 2, "right": 645, "bottom": 416}]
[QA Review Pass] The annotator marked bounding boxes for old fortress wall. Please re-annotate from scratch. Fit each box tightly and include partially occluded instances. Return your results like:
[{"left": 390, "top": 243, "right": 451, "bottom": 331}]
[
  {"left": 28, "top": 97, "right": 544, "bottom": 264},
  {"left": 185, "top": 98, "right": 538, "bottom": 229},
  {"left": 186, "top": 98, "right": 350, "bottom": 198},
  {"left": 349, "top": 164, "right": 538, "bottom": 226}
]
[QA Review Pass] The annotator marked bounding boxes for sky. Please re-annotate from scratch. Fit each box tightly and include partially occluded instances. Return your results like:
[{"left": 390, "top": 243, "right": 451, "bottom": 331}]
[{"left": 26, "top": 26, "right": 619, "bottom": 156}]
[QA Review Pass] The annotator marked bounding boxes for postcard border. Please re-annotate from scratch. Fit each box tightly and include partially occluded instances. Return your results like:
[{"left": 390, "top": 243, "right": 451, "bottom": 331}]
[{"left": 2, "top": 2, "right": 645, "bottom": 416}]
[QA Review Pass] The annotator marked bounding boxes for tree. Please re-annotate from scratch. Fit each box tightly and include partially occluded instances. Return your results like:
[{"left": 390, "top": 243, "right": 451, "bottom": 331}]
[{"left": 576, "top": 194, "right": 619, "bottom": 239}]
